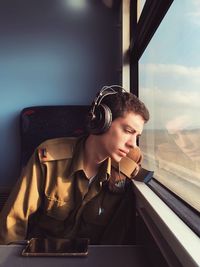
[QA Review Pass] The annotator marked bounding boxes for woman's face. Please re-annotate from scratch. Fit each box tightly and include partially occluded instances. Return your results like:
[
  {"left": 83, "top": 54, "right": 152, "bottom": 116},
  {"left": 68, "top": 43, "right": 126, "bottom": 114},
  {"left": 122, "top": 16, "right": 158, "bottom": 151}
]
[{"left": 99, "top": 112, "right": 145, "bottom": 163}]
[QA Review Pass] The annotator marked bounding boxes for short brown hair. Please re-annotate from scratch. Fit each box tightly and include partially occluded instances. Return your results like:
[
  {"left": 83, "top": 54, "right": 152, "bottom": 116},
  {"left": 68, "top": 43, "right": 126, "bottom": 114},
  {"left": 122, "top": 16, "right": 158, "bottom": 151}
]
[{"left": 102, "top": 91, "right": 150, "bottom": 123}]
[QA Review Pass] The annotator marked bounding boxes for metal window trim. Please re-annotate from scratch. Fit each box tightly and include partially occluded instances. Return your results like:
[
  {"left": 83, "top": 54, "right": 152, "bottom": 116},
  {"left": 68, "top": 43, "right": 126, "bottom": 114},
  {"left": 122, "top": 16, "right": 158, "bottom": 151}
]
[
  {"left": 133, "top": 180, "right": 200, "bottom": 267},
  {"left": 130, "top": 0, "right": 174, "bottom": 61}
]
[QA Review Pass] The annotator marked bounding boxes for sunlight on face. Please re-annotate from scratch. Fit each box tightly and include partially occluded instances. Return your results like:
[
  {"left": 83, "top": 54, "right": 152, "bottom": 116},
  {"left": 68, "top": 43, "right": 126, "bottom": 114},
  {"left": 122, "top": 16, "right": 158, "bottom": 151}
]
[{"left": 100, "top": 112, "right": 145, "bottom": 162}]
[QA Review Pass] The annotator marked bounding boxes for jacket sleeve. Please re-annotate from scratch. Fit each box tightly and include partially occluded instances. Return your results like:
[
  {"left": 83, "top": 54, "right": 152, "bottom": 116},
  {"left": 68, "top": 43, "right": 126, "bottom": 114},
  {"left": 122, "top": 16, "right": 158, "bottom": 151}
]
[
  {"left": 111, "top": 146, "right": 143, "bottom": 178},
  {"left": 0, "top": 149, "right": 44, "bottom": 244}
]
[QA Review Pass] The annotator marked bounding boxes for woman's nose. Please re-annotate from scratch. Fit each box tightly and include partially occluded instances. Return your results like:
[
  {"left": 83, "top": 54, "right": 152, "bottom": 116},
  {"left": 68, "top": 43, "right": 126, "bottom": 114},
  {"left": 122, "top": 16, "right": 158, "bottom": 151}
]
[{"left": 127, "top": 135, "right": 137, "bottom": 148}]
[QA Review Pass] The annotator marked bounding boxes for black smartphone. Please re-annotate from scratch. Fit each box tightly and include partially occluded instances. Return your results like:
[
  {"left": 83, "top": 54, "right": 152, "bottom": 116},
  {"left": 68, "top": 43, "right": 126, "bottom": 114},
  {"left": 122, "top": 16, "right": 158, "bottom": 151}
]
[{"left": 21, "top": 238, "right": 89, "bottom": 257}]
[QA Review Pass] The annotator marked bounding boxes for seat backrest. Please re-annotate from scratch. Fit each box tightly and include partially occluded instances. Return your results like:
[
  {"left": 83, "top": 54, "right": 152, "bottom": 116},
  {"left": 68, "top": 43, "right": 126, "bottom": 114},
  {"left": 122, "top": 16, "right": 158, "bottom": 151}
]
[{"left": 20, "top": 105, "right": 90, "bottom": 167}]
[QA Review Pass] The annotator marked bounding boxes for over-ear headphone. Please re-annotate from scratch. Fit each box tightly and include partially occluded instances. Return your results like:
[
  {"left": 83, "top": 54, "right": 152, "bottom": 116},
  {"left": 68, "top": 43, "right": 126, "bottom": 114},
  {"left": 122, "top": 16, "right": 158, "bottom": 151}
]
[{"left": 88, "top": 85, "right": 126, "bottom": 135}]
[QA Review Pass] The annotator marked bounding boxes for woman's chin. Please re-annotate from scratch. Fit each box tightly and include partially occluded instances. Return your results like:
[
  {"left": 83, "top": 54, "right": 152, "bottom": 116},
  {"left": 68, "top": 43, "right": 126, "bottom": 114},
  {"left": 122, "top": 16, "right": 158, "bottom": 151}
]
[{"left": 111, "top": 154, "right": 123, "bottom": 163}]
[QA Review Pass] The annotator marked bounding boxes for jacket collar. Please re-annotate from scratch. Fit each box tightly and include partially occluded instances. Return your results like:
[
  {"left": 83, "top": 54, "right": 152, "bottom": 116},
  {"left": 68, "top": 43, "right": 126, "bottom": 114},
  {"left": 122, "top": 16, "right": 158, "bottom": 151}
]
[{"left": 69, "top": 136, "right": 111, "bottom": 181}]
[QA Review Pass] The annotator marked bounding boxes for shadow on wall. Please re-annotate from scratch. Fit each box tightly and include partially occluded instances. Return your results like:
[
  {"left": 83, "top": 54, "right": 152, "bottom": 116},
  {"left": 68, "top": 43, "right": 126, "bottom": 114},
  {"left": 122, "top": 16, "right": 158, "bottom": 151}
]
[{"left": 0, "top": 112, "right": 21, "bottom": 187}]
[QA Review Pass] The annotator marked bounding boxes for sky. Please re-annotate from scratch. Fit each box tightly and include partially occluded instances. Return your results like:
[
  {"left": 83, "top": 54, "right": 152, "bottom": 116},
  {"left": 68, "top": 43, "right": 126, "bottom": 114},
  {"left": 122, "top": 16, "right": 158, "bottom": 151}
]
[{"left": 139, "top": 0, "right": 200, "bottom": 130}]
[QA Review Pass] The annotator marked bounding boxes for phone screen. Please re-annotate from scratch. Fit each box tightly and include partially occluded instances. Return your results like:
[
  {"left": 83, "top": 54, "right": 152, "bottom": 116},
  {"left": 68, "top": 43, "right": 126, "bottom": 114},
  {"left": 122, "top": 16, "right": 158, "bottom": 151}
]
[{"left": 22, "top": 238, "right": 89, "bottom": 257}]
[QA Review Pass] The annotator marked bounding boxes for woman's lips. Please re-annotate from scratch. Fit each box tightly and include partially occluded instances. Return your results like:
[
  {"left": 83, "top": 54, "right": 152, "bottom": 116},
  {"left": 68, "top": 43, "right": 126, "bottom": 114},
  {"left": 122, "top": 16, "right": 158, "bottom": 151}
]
[{"left": 118, "top": 149, "right": 128, "bottom": 157}]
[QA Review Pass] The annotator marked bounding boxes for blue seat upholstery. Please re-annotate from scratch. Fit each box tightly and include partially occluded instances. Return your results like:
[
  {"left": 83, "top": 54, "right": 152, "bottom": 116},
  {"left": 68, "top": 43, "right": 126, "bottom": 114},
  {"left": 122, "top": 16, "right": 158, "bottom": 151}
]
[{"left": 20, "top": 105, "right": 90, "bottom": 167}]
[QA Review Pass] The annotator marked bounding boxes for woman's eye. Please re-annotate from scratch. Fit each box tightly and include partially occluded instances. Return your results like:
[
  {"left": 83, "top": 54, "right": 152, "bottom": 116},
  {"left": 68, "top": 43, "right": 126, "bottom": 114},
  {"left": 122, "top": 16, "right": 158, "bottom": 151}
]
[{"left": 125, "top": 129, "right": 132, "bottom": 133}]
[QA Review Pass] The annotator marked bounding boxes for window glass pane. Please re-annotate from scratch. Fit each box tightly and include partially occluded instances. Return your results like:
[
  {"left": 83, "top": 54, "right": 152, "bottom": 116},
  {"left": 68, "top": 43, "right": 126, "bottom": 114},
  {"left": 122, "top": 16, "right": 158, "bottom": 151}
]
[{"left": 139, "top": 0, "right": 200, "bottom": 212}]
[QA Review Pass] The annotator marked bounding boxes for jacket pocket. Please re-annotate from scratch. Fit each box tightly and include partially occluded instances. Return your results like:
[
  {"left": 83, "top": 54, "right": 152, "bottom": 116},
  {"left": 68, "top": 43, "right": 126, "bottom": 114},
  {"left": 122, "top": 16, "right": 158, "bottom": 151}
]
[
  {"left": 82, "top": 193, "right": 121, "bottom": 226},
  {"left": 43, "top": 195, "right": 72, "bottom": 221}
]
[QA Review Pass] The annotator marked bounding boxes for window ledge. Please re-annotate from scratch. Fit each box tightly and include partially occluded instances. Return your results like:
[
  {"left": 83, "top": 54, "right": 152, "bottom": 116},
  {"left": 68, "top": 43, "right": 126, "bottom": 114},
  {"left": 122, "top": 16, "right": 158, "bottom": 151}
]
[{"left": 133, "top": 180, "right": 200, "bottom": 267}]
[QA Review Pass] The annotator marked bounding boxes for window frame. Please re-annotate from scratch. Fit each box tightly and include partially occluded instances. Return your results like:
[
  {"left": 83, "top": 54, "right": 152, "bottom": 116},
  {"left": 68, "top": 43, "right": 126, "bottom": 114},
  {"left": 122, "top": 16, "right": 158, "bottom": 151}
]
[
  {"left": 129, "top": 0, "right": 200, "bottom": 265},
  {"left": 133, "top": 179, "right": 200, "bottom": 267},
  {"left": 130, "top": 0, "right": 173, "bottom": 94}
]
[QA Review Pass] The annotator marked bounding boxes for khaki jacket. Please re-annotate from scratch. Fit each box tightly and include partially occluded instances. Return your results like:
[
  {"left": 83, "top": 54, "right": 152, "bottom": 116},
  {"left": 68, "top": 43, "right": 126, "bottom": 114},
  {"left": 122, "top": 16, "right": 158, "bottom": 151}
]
[{"left": 0, "top": 136, "right": 141, "bottom": 245}]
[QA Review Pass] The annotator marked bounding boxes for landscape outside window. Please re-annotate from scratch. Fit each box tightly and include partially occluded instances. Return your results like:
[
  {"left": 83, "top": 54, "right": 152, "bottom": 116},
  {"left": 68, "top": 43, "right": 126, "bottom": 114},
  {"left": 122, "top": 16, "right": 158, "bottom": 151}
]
[{"left": 139, "top": 0, "right": 200, "bottom": 212}]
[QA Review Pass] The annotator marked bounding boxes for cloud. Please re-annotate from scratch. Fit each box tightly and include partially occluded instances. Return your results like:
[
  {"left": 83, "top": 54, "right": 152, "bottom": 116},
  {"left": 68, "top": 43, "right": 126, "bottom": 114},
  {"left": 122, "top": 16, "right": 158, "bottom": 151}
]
[
  {"left": 141, "top": 85, "right": 200, "bottom": 129},
  {"left": 140, "top": 63, "right": 200, "bottom": 79},
  {"left": 186, "top": 0, "right": 200, "bottom": 26},
  {"left": 141, "top": 84, "right": 200, "bottom": 108},
  {"left": 139, "top": 63, "right": 200, "bottom": 128},
  {"left": 166, "top": 115, "right": 192, "bottom": 132},
  {"left": 140, "top": 63, "right": 200, "bottom": 91}
]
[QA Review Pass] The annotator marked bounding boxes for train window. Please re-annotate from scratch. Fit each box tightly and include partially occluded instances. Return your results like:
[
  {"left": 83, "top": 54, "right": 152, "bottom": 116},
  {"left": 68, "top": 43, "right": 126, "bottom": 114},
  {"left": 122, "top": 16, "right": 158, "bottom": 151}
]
[{"left": 139, "top": 0, "right": 200, "bottom": 213}]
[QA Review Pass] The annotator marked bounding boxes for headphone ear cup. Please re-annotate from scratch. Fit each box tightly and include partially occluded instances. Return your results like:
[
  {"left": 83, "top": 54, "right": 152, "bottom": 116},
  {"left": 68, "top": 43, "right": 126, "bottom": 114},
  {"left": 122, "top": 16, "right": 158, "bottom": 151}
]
[{"left": 89, "top": 104, "right": 112, "bottom": 134}]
